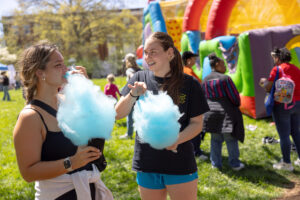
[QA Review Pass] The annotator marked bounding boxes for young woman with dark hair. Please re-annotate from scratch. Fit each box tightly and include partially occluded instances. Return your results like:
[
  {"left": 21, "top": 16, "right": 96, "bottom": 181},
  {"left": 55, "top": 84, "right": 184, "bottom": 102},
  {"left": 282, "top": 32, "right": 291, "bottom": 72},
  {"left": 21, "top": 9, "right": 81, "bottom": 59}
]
[
  {"left": 115, "top": 32, "right": 209, "bottom": 200},
  {"left": 260, "top": 47, "right": 300, "bottom": 171}
]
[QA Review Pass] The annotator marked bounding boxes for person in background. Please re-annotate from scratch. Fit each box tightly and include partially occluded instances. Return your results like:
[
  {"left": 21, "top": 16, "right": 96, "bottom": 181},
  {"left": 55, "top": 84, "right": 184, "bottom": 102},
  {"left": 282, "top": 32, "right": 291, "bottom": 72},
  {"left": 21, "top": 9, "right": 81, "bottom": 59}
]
[
  {"left": 182, "top": 51, "right": 207, "bottom": 161},
  {"left": 119, "top": 53, "right": 141, "bottom": 139},
  {"left": 202, "top": 53, "right": 245, "bottom": 171},
  {"left": 13, "top": 41, "right": 113, "bottom": 199},
  {"left": 182, "top": 51, "right": 201, "bottom": 83},
  {"left": 15, "top": 72, "right": 21, "bottom": 90},
  {"left": 104, "top": 73, "right": 121, "bottom": 100},
  {"left": 1, "top": 71, "right": 11, "bottom": 101},
  {"left": 259, "top": 47, "right": 300, "bottom": 171},
  {"left": 115, "top": 32, "right": 209, "bottom": 200}
]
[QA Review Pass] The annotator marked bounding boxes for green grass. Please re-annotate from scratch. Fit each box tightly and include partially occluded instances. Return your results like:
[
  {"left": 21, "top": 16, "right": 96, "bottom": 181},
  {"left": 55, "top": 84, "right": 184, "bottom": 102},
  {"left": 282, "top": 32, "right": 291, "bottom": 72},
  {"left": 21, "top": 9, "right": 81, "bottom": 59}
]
[{"left": 0, "top": 76, "right": 299, "bottom": 200}]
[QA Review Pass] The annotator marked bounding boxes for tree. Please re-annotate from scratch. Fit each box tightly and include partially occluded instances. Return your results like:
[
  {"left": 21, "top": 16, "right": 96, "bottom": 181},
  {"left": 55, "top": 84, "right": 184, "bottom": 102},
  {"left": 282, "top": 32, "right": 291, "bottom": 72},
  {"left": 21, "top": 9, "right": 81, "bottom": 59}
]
[
  {"left": 1, "top": 0, "right": 143, "bottom": 75},
  {"left": 106, "top": 9, "right": 143, "bottom": 69},
  {"left": 0, "top": 47, "right": 17, "bottom": 65}
]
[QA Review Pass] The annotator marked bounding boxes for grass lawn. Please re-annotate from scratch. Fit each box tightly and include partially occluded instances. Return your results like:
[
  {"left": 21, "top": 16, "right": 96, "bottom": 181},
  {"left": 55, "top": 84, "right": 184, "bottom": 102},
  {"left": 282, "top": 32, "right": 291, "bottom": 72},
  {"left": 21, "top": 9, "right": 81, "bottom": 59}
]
[{"left": 0, "top": 76, "right": 299, "bottom": 200}]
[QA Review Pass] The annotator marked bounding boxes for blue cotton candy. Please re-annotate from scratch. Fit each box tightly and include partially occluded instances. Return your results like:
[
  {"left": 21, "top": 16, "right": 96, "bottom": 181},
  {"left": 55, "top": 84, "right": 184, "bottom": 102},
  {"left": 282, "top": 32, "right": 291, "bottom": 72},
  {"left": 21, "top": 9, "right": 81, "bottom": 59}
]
[
  {"left": 133, "top": 91, "right": 182, "bottom": 149},
  {"left": 57, "top": 74, "right": 116, "bottom": 146}
]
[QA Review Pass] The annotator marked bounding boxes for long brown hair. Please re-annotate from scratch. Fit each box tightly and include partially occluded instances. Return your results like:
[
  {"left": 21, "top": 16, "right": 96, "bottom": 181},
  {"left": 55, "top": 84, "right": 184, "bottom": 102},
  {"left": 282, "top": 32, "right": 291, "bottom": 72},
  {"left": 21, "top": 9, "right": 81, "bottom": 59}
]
[
  {"left": 17, "top": 41, "right": 57, "bottom": 104},
  {"left": 149, "top": 32, "right": 184, "bottom": 105}
]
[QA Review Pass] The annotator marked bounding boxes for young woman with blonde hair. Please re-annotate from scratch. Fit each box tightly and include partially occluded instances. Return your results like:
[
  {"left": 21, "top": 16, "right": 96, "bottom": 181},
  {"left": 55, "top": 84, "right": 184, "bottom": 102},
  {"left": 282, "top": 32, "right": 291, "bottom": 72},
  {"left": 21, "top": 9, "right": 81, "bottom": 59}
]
[{"left": 14, "top": 41, "right": 113, "bottom": 199}]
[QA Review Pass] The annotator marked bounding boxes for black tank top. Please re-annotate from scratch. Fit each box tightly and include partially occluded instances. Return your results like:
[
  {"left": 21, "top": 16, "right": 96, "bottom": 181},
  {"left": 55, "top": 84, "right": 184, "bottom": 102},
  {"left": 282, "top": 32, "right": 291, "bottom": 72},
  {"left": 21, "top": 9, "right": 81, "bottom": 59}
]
[
  {"left": 29, "top": 99, "right": 93, "bottom": 174},
  {"left": 29, "top": 100, "right": 95, "bottom": 199}
]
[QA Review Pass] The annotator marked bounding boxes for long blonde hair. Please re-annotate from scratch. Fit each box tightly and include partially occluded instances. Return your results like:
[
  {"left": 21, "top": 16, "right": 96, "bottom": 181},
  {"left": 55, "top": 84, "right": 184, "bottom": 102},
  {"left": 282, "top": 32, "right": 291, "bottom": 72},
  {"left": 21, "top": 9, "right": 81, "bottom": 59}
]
[{"left": 18, "top": 41, "right": 57, "bottom": 104}]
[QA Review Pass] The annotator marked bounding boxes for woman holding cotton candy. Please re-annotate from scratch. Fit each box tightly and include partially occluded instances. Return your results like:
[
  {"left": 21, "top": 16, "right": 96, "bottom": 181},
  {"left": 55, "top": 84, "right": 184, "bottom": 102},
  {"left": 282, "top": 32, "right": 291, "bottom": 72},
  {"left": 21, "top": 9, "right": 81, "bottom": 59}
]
[
  {"left": 13, "top": 41, "right": 113, "bottom": 200},
  {"left": 115, "top": 32, "right": 209, "bottom": 200}
]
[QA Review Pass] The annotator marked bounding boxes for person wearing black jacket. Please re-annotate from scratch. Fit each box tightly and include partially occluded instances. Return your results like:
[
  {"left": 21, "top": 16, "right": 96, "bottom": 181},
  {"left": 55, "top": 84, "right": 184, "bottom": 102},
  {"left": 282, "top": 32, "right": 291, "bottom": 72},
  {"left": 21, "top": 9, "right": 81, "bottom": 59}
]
[
  {"left": 202, "top": 53, "right": 245, "bottom": 171},
  {"left": 1, "top": 71, "right": 10, "bottom": 101}
]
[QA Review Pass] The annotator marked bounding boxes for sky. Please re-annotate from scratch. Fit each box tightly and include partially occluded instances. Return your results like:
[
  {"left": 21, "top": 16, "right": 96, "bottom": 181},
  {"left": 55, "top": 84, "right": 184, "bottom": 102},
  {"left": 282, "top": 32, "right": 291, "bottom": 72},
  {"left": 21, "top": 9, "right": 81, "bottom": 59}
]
[{"left": 0, "top": 0, "right": 18, "bottom": 18}]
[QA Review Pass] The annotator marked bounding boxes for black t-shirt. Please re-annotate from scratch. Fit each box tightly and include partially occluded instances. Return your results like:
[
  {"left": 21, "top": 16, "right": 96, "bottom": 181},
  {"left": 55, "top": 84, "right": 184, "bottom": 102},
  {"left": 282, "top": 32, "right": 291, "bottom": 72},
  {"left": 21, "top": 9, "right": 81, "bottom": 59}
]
[{"left": 121, "top": 70, "right": 209, "bottom": 175}]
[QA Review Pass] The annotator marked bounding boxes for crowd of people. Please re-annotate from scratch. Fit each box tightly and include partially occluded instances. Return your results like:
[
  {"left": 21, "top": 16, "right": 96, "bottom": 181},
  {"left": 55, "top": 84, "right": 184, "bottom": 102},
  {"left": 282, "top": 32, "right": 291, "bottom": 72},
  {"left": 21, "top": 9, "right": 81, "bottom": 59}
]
[{"left": 11, "top": 32, "right": 300, "bottom": 199}]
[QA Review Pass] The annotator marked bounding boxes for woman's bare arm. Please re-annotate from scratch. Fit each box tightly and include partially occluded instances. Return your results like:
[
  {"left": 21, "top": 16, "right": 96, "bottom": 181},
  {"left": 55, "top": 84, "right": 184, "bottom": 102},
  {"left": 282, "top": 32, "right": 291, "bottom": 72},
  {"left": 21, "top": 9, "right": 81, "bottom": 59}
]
[
  {"left": 115, "top": 81, "right": 147, "bottom": 120},
  {"left": 166, "top": 115, "right": 203, "bottom": 150},
  {"left": 13, "top": 109, "right": 101, "bottom": 182}
]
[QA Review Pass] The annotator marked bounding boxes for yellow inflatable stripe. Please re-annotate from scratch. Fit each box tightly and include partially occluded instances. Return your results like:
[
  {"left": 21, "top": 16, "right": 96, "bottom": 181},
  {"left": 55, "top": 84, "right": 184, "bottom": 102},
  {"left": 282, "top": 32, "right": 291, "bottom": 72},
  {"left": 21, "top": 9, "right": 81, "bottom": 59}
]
[{"left": 285, "top": 35, "right": 300, "bottom": 50}]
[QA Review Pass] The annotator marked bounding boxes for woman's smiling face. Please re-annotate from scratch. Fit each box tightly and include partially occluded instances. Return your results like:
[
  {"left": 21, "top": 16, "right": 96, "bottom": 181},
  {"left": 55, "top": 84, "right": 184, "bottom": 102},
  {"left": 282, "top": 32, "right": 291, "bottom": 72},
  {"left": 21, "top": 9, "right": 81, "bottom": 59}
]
[{"left": 144, "top": 38, "right": 172, "bottom": 76}]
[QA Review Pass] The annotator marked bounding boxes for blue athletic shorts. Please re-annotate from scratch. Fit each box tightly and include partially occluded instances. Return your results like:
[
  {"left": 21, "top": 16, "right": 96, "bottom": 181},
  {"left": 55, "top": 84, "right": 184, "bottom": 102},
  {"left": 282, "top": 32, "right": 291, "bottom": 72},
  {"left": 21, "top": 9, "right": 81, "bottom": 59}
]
[{"left": 136, "top": 171, "right": 198, "bottom": 189}]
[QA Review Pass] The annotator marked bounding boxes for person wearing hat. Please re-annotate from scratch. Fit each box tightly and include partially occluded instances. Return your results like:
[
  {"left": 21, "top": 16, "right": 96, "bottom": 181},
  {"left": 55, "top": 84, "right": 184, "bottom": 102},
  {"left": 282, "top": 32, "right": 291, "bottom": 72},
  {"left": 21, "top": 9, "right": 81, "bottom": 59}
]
[
  {"left": 182, "top": 51, "right": 201, "bottom": 83},
  {"left": 120, "top": 53, "right": 141, "bottom": 139},
  {"left": 182, "top": 51, "right": 208, "bottom": 161}
]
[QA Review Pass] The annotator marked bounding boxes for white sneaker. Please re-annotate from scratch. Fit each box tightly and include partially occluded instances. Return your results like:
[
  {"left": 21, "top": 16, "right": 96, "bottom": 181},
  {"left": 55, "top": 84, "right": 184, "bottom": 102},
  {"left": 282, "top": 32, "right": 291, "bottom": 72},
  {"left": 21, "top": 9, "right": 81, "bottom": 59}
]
[
  {"left": 197, "top": 154, "right": 208, "bottom": 161},
  {"left": 273, "top": 161, "right": 294, "bottom": 171},
  {"left": 232, "top": 163, "right": 245, "bottom": 171},
  {"left": 294, "top": 159, "right": 300, "bottom": 167},
  {"left": 119, "top": 134, "right": 132, "bottom": 139}
]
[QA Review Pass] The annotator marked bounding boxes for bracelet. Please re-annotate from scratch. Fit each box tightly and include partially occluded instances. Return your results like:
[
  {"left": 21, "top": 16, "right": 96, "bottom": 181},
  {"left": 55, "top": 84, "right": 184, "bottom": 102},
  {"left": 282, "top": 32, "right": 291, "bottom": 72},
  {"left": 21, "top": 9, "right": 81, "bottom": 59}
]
[{"left": 129, "top": 92, "right": 139, "bottom": 98}]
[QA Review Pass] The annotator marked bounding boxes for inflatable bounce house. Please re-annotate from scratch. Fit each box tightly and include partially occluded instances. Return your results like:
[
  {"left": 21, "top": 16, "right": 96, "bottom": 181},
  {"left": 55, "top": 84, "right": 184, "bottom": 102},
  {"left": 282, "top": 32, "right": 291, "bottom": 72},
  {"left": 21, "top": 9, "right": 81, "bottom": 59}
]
[{"left": 139, "top": 0, "right": 300, "bottom": 119}]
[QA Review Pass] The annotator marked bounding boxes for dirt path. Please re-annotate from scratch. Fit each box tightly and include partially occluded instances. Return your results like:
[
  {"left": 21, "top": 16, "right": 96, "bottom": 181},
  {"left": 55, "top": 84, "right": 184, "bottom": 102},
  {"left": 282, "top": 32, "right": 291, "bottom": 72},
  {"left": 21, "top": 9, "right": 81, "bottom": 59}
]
[{"left": 273, "top": 178, "right": 300, "bottom": 200}]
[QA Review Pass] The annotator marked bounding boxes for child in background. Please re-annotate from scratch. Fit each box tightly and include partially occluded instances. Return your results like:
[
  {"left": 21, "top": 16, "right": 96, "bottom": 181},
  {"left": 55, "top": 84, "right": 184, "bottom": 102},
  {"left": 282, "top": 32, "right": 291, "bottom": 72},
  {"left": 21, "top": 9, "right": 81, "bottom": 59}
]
[{"left": 104, "top": 73, "right": 121, "bottom": 100}]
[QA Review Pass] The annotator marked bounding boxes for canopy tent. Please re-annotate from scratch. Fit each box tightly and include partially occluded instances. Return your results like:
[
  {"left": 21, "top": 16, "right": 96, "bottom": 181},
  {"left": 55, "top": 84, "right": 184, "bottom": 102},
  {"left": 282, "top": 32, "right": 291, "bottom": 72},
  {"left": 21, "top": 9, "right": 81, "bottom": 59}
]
[
  {"left": 0, "top": 63, "right": 8, "bottom": 71},
  {"left": 0, "top": 63, "right": 16, "bottom": 86}
]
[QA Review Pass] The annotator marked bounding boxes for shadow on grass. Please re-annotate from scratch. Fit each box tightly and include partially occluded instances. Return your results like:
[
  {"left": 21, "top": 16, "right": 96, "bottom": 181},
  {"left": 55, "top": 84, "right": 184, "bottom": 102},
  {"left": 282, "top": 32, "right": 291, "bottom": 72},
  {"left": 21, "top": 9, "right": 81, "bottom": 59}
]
[
  {"left": 262, "top": 145, "right": 282, "bottom": 161},
  {"left": 213, "top": 155, "right": 299, "bottom": 189},
  {"left": 258, "top": 117, "right": 274, "bottom": 123}
]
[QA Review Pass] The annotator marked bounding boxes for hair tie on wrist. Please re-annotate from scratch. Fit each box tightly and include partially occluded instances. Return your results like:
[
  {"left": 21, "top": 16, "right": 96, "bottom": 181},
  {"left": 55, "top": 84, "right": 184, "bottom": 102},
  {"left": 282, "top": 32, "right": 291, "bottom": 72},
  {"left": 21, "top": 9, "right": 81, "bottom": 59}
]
[{"left": 130, "top": 92, "right": 139, "bottom": 98}]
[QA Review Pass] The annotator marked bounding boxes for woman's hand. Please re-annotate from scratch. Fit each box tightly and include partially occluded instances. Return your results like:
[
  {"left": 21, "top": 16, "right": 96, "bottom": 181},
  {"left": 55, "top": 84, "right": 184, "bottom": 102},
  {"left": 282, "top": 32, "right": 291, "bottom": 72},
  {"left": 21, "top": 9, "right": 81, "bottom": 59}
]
[
  {"left": 166, "top": 142, "right": 179, "bottom": 152},
  {"left": 259, "top": 78, "right": 267, "bottom": 88},
  {"left": 71, "top": 66, "right": 88, "bottom": 78},
  {"left": 259, "top": 77, "right": 273, "bottom": 92},
  {"left": 128, "top": 81, "right": 147, "bottom": 97},
  {"left": 70, "top": 146, "right": 101, "bottom": 170}
]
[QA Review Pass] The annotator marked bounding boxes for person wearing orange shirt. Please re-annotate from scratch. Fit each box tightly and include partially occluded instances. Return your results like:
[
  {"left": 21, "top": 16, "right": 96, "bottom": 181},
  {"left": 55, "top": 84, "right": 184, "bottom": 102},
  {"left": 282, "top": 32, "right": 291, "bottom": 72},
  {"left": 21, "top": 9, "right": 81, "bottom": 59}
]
[
  {"left": 182, "top": 51, "right": 202, "bottom": 83},
  {"left": 182, "top": 51, "right": 208, "bottom": 161}
]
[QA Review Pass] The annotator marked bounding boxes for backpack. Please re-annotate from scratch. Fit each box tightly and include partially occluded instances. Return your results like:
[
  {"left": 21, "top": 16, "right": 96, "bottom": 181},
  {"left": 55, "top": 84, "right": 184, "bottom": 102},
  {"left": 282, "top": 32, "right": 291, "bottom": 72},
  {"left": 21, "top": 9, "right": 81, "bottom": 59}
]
[{"left": 274, "top": 67, "right": 295, "bottom": 105}]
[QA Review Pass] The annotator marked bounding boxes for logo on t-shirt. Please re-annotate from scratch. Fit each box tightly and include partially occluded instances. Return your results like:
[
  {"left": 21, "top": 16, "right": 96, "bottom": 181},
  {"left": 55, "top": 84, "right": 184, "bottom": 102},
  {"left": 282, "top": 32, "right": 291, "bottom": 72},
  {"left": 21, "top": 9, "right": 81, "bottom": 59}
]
[{"left": 179, "top": 93, "right": 186, "bottom": 104}]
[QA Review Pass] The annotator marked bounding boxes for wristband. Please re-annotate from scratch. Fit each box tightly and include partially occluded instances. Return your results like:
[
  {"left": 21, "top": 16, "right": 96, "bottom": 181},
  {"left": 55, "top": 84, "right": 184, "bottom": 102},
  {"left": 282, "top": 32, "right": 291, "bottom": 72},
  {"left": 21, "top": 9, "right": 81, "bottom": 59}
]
[{"left": 129, "top": 92, "right": 139, "bottom": 98}]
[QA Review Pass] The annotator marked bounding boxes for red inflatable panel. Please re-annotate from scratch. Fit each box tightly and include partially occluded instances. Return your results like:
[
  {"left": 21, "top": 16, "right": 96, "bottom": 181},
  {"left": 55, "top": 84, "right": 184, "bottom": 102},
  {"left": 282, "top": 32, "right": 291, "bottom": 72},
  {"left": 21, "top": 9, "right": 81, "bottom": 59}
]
[
  {"left": 205, "top": 0, "right": 238, "bottom": 40},
  {"left": 183, "top": 0, "right": 209, "bottom": 32},
  {"left": 136, "top": 45, "right": 143, "bottom": 59},
  {"left": 240, "top": 95, "right": 256, "bottom": 119}
]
